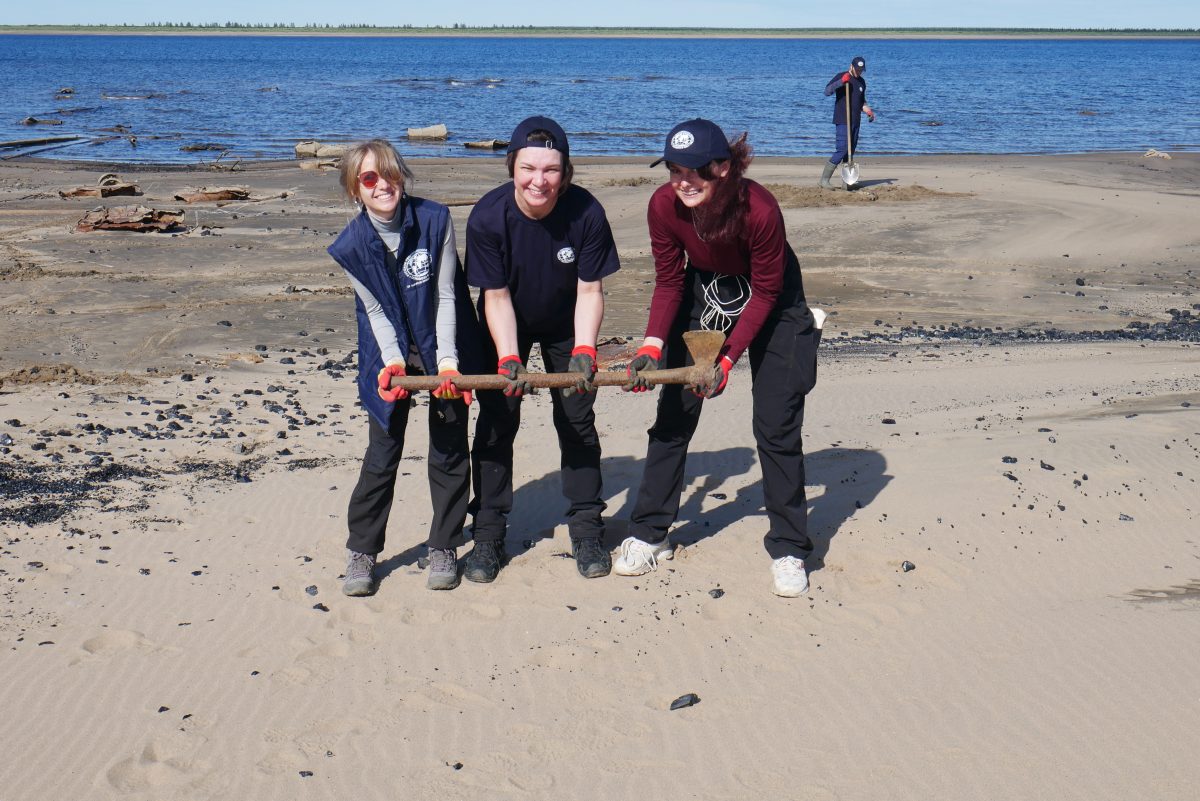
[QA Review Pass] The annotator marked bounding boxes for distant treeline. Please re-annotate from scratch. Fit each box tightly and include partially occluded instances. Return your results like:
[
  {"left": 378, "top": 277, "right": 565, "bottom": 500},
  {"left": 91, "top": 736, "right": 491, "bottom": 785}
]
[{"left": 3, "top": 24, "right": 1197, "bottom": 36}]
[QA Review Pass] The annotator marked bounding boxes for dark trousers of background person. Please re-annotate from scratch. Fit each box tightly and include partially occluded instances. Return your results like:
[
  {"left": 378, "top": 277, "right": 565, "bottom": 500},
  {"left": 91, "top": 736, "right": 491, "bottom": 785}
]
[
  {"left": 629, "top": 270, "right": 820, "bottom": 560},
  {"left": 346, "top": 395, "right": 471, "bottom": 555},
  {"left": 829, "top": 122, "right": 861, "bottom": 164},
  {"left": 470, "top": 328, "right": 606, "bottom": 545}
]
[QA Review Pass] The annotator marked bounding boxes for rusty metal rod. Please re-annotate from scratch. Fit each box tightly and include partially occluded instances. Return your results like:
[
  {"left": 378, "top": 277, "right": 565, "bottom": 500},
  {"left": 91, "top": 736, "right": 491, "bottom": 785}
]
[{"left": 389, "top": 330, "right": 725, "bottom": 392}]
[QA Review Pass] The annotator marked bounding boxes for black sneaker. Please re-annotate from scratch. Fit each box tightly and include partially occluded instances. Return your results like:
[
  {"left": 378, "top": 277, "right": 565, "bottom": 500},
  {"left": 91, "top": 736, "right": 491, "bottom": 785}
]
[
  {"left": 572, "top": 537, "right": 611, "bottom": 579},
  {"left": 463, "top": 540, "right": 507, "bottom": 583}
]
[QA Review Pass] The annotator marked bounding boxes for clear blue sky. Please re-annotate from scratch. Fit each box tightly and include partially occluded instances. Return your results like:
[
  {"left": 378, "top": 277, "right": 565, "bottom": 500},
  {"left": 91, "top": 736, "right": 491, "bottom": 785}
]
[{"left": 8, "top": 1, "right": 1199, "bottom": 28}]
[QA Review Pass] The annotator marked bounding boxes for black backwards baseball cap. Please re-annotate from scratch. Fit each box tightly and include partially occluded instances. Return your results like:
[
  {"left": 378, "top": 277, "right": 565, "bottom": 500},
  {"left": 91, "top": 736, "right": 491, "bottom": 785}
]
[
  {"left": 649, "top": 118, "right": 731, "bottom": 169},
  {"left": 851, "top": 56, "right": 866, "bottom": 72},
  {"left": 507, "top": 115, "right": 569, "bottom": 159}
]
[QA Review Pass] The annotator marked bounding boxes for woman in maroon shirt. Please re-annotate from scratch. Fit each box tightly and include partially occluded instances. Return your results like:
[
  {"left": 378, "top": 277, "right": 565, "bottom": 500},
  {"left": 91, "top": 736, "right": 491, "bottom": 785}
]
[{"left": 617, "top": 118, "right": 824, "bottom": 597}]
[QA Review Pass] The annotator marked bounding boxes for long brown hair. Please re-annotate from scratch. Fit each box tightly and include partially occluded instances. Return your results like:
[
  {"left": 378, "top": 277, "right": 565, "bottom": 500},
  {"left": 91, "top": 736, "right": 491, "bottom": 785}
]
[{"left": 691, "top": 132, "right": 753, "bottom": 243}]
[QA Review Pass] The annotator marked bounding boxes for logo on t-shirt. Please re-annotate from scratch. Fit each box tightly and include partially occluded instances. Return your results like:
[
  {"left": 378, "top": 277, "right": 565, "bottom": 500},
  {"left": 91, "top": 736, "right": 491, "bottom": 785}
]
[
  {"left": 556, "top": 247, "right": 576, "bottom": 264},
  {"left": 402, "top": 249, "right": 432, "bottom": 285},
  {"left": 671, "top": 131, "right": 695, "bottom": 149}
]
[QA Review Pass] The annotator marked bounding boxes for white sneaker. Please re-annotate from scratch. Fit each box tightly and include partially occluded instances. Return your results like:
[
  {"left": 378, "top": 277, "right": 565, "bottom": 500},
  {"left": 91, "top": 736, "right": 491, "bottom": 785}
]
[
  {"left": 772, "top": 556, "right": 809, "bottom": 597},
  {"left": 613, "top": 536, "right": 673, "bottom": 576}
]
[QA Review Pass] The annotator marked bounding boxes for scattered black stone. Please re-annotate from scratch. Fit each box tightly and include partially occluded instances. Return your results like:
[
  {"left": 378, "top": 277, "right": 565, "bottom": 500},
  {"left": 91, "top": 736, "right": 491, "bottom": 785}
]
[
  {"left": 280, "top": 357, "right": 295, "bottom": 365},
  {"left": 1040, "top": 461, "right": 1055, "bottom": 471},
  {"left": 709, "top": 492, "right": 727, "bottom": 500},
  {"left": 819, "top": 307, "right": 1200, "bottom": 349},
  {"left": 299, "top": 771, "right": 313, "bottom": 778},
  {"left": 1003, "top": 472, "right": 1018, "bottom": 482},
  {"left": 139, "top": 568, "right": 151, "bottom": 575},
  {"left": 37, "top": 641, "right": 54, "bottom": 646},
  {"left": 566, "top": 605, "right": 577, "bottom": 611},
  {"left": 670, "top": 693, "right": 700, "bottom": 711},
  {"left": 881, "top": 418, "right": 896, "bottom": 425},
  {"left": 1075, "top": 278, "right": 1086, "bottom": 286},
  {"left": 217, "top": 320, "right": 232, "bottom": 327},
  {"left": 1119, "top": 514, "right": 1134, "bottom": 522},
  {"left": 1038, "top": 428, "right": 1052, "bottom": 433},
  {"left": 521, "top": 539, "right": 535, "bottom": 549},
  {"left": 312, "top": 602, "right": 329, "bottom": 612},
  {"left": 901, "top": 560, "right": 916, "bottom": 572},
  {"left": 305, "top": 585, "right": 318, "bottom": 596},
  {"left": 0, "top": 434, "right": 13, "bottom": 447},
  {"left": 448, "top": 762, "right": 463, "bottom": 771},
  {"left": 157, "top": 706, "right": 169, "bottom": 713},
  {"left": 3, "top": 419, "right": 20, "bottom": 426},
  {"left": 180, "top": 373, "right": 194, "bottom": 382},
  {"left": 611, "top": 606, "right": 623, "bottom": 612},
  {"left": 708, "top": 588, "right": 725, "bottom": 599},
  {"left": 1001, "top": 456, "right": 1018, "bottom": 464}
]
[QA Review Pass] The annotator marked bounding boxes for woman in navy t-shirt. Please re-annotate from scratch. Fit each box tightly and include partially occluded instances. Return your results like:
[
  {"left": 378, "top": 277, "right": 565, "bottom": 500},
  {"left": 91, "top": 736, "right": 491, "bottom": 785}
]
[
  {"left": 617, "top": 119, "right": 824, "bottom": 598},
  {"left": 463, "top": 116, "right": 621, "bottom": 583}
]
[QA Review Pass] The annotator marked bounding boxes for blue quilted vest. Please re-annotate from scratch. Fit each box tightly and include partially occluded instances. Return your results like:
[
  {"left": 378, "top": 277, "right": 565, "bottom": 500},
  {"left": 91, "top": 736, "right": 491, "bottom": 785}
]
[{"left": 328, "top": 196, "right": 482, "bottom": 426}]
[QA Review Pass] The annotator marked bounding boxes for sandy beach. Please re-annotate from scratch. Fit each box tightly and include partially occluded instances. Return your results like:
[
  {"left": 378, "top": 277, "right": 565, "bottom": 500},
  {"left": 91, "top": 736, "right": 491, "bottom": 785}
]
[{"left": 1, "top": 151, "right": 1198, "bottom": 799}]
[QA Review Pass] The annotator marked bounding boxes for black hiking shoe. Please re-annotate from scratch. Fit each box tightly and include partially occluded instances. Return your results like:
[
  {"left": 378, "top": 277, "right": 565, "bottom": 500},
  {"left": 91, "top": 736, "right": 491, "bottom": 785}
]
[
  {"left": 572, "top": 537, "right": 612, "bottom": 579},
  {"left": 463, "top": 540, "right": 507, "bottom": 583}
]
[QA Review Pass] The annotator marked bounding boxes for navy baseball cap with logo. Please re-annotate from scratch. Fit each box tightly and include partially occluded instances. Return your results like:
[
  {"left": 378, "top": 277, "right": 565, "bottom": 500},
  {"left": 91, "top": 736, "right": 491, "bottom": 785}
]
[
  {"left": 650, "top": 118, "right": 732, "bottom": 169},
  {"left": 507, "top": 115, "right": 569, "bottom": 159},
  {"left": 851, "top": 56, "right": 866, "bottom": 72}
]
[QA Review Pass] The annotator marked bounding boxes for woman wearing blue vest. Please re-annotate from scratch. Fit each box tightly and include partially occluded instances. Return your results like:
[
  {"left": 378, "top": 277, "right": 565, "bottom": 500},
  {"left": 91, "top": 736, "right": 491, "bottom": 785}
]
[
  {"left": 464, "top": 116, "right": 621, "bottom": 583},
  {"left": 327, "top": 139, "right": 484, "bottom": 595}
]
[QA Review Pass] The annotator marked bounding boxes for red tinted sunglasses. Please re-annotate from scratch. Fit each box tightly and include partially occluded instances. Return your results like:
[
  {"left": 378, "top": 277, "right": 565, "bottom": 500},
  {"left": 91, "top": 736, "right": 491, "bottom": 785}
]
[{"left": 358, "top": 170, "right": 386, "bottom": 189}]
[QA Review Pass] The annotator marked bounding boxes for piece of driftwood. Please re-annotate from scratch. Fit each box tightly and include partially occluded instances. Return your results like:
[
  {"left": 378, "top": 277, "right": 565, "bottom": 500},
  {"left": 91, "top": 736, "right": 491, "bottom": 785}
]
[
  {"left": 20, "top": 117, "right": 63, "bottom": 126},
  {"left": 59, "top": 183, "right": 141, "bottom": 199},
  {"left": 294, "top": 140, "right": 320, "bottom": 158},
  {"left": 76, "top": 205, "right": 185, "bottom": 233},
  {"left": 173, "top": 186, "right": 250, "bottom": 203},
  {"left": 407, "top": 123, "right": 449, "bottom": 140},
  {"left": 464, "top": 139, "right": 508, "bottom": 150},
  {"left": 0, "top": 135, "right": 82, "bottom": 150}
]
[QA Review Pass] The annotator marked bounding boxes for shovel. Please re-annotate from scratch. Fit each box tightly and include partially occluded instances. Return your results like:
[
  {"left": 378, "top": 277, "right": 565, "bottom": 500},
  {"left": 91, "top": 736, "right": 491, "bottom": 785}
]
[
  {"left": 388, "top": 330, "right": 727, "bottom": 392},
  {"left": 840, "top": 80, "right": 860, "bottom": 189}
]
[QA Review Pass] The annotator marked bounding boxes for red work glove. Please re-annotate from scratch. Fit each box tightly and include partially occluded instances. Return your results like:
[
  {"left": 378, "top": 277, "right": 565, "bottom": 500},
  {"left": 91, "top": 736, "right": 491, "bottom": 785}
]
[
  {"left": 563, "top": 345, "right": 598, "bottom": 397},
  {"left": 623, "top": 345, "right": 661, "bottom": 393},
  {"left": 377, "top": 363, "right": 409, "bottom": 402},
  {"left": 692, "top": 356, "right": 733, "bottom": 400},
  {"left": 433, "top": 369, "right": 472, "bottom": 406},
  {"left": 497, "top": 355, "right": 534, "bottom": 397},
  {"left": 842, "top": 72, "right": 851, "bottom": 84}
]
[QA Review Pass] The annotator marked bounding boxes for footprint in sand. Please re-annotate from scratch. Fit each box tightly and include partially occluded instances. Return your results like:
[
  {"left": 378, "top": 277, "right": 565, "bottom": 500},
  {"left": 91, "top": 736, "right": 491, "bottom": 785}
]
[
  {"left": 397, "top": 602, "right": 504, "bottom": 626},
  {"left": 104, "top": 732, "right": 214, "bottom": 794}
]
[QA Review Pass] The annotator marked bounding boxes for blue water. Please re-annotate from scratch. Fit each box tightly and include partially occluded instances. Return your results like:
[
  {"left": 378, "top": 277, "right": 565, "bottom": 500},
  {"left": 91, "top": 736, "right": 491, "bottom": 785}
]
[{"left": 2, "top": 35, "right": 1197, "bottom": 163}]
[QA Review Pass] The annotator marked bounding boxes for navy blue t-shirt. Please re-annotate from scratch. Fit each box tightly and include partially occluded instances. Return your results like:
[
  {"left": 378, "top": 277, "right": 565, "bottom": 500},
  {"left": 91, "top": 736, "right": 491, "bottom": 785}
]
[
  {"left": 466, "top": 182, "right": 620, "bottom": 335},
  {"left": 825, "top": 72, "right": 868, "bottom": 126}
]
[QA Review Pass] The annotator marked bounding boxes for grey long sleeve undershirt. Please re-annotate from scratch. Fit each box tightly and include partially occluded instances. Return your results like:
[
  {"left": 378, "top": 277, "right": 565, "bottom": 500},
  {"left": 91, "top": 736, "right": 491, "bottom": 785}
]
[{"left": 344, "top": 208, "right": 459, "bottom": 371}]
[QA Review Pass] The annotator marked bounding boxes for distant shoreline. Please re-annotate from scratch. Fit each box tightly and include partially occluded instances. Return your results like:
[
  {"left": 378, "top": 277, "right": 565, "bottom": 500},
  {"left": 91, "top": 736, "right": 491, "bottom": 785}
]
[{"left": 2, "top": 25, "right": 1198, "bottom": 39}]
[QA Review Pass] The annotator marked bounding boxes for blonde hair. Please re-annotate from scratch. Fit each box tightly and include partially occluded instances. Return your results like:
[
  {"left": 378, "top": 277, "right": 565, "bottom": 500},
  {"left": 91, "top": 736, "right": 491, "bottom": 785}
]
[{"left": 339, "top": 139, "right": 415, "bottom": 202}]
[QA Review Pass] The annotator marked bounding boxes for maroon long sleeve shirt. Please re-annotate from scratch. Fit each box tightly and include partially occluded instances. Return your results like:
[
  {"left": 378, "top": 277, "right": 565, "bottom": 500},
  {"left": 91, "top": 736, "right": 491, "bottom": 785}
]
[{"left": 644, "top": 179, "right": 794, "bottom": 364}]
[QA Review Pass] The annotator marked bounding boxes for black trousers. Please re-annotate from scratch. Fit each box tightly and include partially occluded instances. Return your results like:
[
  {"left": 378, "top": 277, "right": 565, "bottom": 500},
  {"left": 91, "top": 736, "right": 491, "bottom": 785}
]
[
  {"left": 346, "top": 396, "right": 470, "bottom": 555},
  {"left": 629, "top": 287, "right": 820, "bottom": 560},
  {"left": 470, "top": 329, "right": 606, "bottom": 543}
]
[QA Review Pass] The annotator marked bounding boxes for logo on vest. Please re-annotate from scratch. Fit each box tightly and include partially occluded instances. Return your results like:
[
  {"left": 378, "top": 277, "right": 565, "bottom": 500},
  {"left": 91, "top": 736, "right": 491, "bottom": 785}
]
[
  {"left": 671, "top": 130, "right": 695, "bottom": 149},
  {"left": 403, "top": 249, "right": 432, "bottom": 285},
  {"left": 556, "top": 247, "right": 576, "bottom": 264}
]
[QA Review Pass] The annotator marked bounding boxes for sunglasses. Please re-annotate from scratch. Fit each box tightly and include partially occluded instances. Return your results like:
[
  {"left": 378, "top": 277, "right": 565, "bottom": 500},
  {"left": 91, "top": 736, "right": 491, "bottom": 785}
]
[{"left": 357, "top": 170, "right": 391, "bottom": 189}]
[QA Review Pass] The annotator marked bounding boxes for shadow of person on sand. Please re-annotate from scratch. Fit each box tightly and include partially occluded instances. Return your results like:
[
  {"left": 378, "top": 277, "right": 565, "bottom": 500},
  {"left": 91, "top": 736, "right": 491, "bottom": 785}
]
[
  {"left": 376, "top": 445, "right": 890, "bottom": 586},
  {"left": 846, "top": 177, "right": 896, "bottom": 190},
  {"left": 604, "top": 446, "right": 890, "bottom": 579}
]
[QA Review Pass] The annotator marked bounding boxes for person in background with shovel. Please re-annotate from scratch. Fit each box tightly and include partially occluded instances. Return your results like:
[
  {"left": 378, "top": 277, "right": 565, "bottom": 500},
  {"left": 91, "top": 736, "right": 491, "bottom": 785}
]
[
  {"left": 327, "top": 140, "right": 483, "bottom": 596},
  {"left": 464, "top": 116, "right": 621, "bottom": 583},
  {"left": 617, "top": 119, "right": 824, "bottom": 597},
  {"left": 819, "top": 55, "right": 875, "bottom": 190}
]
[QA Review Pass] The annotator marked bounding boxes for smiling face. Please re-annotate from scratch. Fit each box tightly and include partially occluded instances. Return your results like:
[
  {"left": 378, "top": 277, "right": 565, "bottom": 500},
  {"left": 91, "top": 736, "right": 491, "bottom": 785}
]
[
  {"left": 667, "top": 160, "right": 731, "bottom": 209},
  {"left": 356, "top": 151, "right": 402, "bottom": 219},
  {"left": 512, "top": 147, "right": 565, "bottom": 219}
]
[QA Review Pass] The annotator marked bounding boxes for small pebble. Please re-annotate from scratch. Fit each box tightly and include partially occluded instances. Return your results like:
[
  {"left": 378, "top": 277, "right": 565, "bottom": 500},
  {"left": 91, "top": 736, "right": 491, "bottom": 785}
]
[
  {"left": 1118, "top": 514, "right": 1134, "bottom": 522},
  {"left": 901, "top": 560, "right": 916, "bottom": 572},
  {"left": 299, "top": 771, "right": 313, "bottom": 778},
  {"left": 312, "top": 603, "right": 329, "bottom": 612},
  {"left": 305, "top": 585, "right": 318, "bottom": 596},
  {"left": 708, "top": 588, "right": 725, "bottom": 599},
  {"left": 670, "top": 693, "right": 700, "bottom": 711},
  {"left": 881, "top": 418, "right": 897, "bottom": 425}
]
